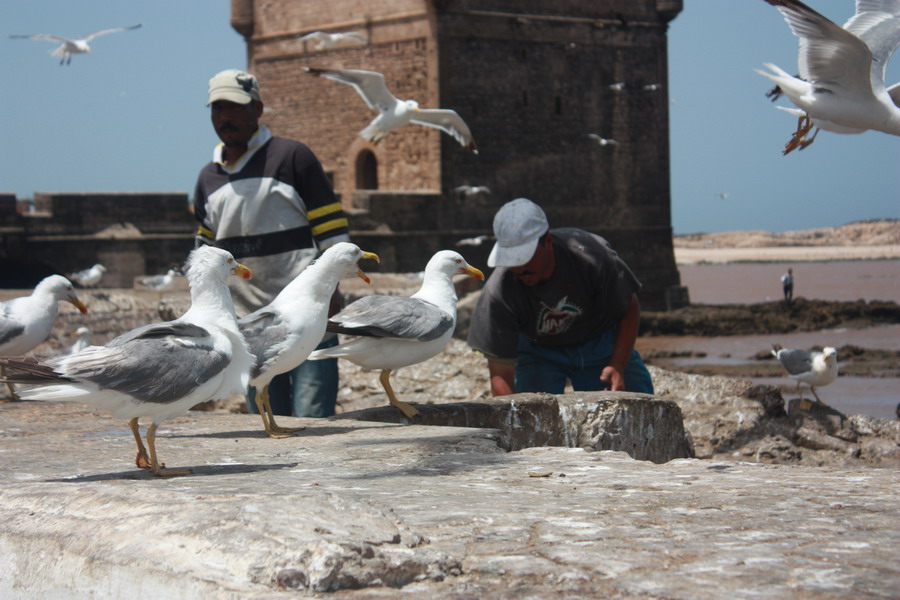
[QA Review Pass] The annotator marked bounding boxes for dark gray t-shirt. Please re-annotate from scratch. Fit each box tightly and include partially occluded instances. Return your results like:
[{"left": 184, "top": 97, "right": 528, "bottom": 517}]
[{"left": 467, "top": 228, "right": 641, "bottom": 360}]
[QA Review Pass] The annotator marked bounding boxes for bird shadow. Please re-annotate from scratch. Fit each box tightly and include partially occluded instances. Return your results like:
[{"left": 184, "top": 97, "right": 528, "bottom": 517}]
[
  {"left": 44, "top": 462, "right": 297, "bottom": 483},
  {"left": 181, "top": 422, "right": 402, "bottom": 440}
]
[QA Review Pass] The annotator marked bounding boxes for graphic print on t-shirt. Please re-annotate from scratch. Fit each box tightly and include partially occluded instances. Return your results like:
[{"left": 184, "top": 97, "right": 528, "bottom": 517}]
[{"left": 536, "top": 296, "right": 583, "bottom": 336}]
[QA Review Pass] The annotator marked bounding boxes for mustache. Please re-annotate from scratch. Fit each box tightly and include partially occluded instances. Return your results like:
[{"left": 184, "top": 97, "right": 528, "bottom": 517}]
[{"left": 218, "top": 123, "right": 239, "bottom": 132}]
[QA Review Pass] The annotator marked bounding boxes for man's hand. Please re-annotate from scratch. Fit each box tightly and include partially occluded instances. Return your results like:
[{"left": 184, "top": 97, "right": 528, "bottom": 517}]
[{"left": 599, "top": 365, "right": 625, "bottom": 391}]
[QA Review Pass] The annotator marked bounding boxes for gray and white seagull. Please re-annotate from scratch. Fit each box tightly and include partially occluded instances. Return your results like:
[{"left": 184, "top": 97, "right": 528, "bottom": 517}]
[
  {"left": 303, "top": 66, "right": 478, "bottom": 152},
  {"left": 308, "top": 250, "right": 483, "bottom": 420},
  {"left": 297, "top": 30, "right": 368, "bottom": 50},
  {"left": 771, "top": 344, "right": 838, "bottom": 405},
  {"left": 0, "top": 246, "right": 254, "bottom": 477},
  {"left": 756, "top": 0, "right": 900, "bottom": 154},
  {"left": 10, "top": 24, "right": 142, "bottom": 65},
  {"left": 239, "top": 242, "right": 379, "bottom": 438}
]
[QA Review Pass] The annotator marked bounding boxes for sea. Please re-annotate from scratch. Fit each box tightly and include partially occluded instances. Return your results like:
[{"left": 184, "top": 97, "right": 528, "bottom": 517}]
[{"left": 637, "top": 259, "right": 900, "bottom": 420}]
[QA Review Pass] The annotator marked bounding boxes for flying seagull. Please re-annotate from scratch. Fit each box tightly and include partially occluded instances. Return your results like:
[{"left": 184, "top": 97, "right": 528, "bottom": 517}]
[
  {"left": 297, "top": 30, "right": 368, "bottom": 50},
  {"left": 0, "top": 246, "right": 254, "bottom": 477},
  {"left": 587, "top": 133, "right": 619, "bottom": 146},
  {"left": 756, "top": 0, "right": 900, "bottom": 154},
  {"left": 239, "top": 243, "right": 379, "bottom": 438},
  {"left": 453, "top": 185, "right": 491, "bottom": 198},
  {"left": 308, "top": 250, "right": 484, "bottom": 420},
  {"left": 0, "top": 275, "right": 87, "bottom": 400},
  {"left": 9, "top": 24, "right": 142, "bottom": 65},
  {"left": 771, "top": 344, "right": 838, "bottom": 405},
  {"left": 303, "top": 67, "right": 478, "bottom": 152},
  {"left": 69, "top": 264, "right": 107, "bottom": 288}
]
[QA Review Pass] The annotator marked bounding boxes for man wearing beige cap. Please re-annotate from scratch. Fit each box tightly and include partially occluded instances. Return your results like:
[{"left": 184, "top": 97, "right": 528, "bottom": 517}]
[
  {"left": 193, "top": 69, "right": 350, "bottom": 418},
  {"left": 467, "top": 198, "right": 653, "bottom": 396}
]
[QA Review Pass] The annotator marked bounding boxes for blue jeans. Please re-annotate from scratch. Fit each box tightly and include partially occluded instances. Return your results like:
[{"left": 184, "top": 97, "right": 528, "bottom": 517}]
[
  {"left": 246, "top": 335, "right": 339, "bottom": 418},
  {"left": 514, "top": 329, "right": 654, "bottom": 394}
]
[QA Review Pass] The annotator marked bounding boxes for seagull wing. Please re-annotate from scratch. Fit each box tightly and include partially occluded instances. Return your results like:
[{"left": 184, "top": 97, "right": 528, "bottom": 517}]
[
  {"left": 239, "top": 310, "right": 295, "bottom": 380},
  {"left": 770, "top": 0, "right": 877, "bottom": 99},
  {"left": 776, "top": 348, "right": 815, "bottom": 375},
  {"left": 9, "top": 33, "right": 71, "bottom": 43},
  {"left": 82, "top": 24, "right": 142, "bottom": 42},
  {"left": 844, "top": 0, "right": 900, "bottom": 89},
  {"left": 0, "top": 314, "right": 26, "bottom": 347},
  {"left": 328, "top": 296, "right": 453, "bottom": 342},
  {"left": 341, "top": 32, "right": 368, "bottom": 44},
  {"left": 298, "top": 31, "right": 327, "bottom": 42},
  {"left": 305, "top": 67, "right": 396, "bottom": 111},
  {"left": 411, "top": 108, "right": 477, "bottom": 152}
]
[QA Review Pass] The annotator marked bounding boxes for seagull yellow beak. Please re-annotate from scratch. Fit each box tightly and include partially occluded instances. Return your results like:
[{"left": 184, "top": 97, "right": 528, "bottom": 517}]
[
  {"left": 232, "top": 263, "right": 252, "bottom": 280},
  {"left": 462, "top": 265, "right": 484, "bottom": 280},
  {"left": 67, "top": 295, "right": 88, "bottom": 314},
  {"left": 356, "top": 251, "right": 380, "bottom": 284}
]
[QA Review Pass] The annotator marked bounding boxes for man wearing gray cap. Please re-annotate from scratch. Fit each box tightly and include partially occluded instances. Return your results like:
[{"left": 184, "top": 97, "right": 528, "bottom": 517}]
[
  {"left": 467, "top": 198, "right": 653, "bottom": 396},
  {"left": 193, "top": 69, "right": 350, "bottom": 418}
]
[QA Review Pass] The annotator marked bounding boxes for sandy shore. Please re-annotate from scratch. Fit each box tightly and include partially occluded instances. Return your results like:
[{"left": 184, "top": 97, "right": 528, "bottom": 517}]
[{"left": 674, "top": 245, "right": 900, "bottom": 265}]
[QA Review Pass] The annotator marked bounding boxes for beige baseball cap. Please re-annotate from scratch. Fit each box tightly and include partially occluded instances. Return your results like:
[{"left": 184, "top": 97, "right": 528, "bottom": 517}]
[{"left": 207, "top": 69, "right": 261, "bottom": 105}]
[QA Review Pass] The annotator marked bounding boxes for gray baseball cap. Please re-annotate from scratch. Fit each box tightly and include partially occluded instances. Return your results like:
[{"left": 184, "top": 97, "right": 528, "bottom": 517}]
[{"left": 487, "top": 198, "right": 549, "bottom": 268}]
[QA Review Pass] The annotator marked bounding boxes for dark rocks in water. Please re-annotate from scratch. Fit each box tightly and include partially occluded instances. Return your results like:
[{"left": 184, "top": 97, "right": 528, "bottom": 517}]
[{"left": 641, "top": 298, "right": 900, "bottom": 337}]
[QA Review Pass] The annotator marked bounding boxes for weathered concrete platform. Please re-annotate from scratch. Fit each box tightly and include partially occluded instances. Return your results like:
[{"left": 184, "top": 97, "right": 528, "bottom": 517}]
[{"left": 1, "top": 399, "right": 898, "bottom": 598}]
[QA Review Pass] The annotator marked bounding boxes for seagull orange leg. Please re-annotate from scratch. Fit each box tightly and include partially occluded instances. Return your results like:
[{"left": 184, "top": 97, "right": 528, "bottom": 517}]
[
  {"left": 1, "top": 366, "right": 21, "bottom": 402},
  {"left": 129, "top": 417, "right": 152, "bottom": 470},
  {"left": 257, "top": 386, "right": 304, "bottom": 438},
  {"left": 379, "top": 369, "right": 419, "bottom": 420},
  {"left": 146, "top": 423, "right": 191, "bottom": 477},
  {"left": 783, "top": 114, "right": 814, "bottom": 155}
]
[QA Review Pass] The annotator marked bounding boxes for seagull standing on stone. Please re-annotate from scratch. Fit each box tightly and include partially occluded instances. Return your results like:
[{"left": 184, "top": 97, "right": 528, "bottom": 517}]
[
  {"left": 0, "top": 275, "right": 88, "bottom": 400},
  {"left": 303, "top": 67, "right": 478, "bottom": 152},
  {"left": 70, "top": 264, "right": 107, "bottom": 288},
  {"left": 756, "top": 0, "right": 900, "bottom": 154},
  {"left": 0, "top": 246, "right": 254, "bottom": 477},
  {"left": 141, "top": 268, "right": 179, "bottom": 292},
  {"left": 65, "top": 326, "right": 93, "bottom": 355},
  {"left": 9, "top": 24, "right": 142, "bottom": 65},
  {"left": 308, "top": 250, "right": 483, "bottom": 420},
  {"left": 239, "top": 243, "right": 379, "bottom": 437},
  {"left": 297, "top": 30, "right": 368, "bottom": 50},
  {"left": 771, "top": 344, "right": 838, "bottom": 404}
]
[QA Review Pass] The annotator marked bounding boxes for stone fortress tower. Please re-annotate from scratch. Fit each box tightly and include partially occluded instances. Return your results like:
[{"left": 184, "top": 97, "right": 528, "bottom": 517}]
[{"left": 230, "top": 0, "right": 686, "bottom": 309}]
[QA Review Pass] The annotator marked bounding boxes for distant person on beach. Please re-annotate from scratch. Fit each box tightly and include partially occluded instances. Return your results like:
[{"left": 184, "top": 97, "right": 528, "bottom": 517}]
[
  {"left": 467, "top": 198, "right": 653, "bottom": 396},
  {"left": 781, "top": 268, "right": 794, "bottom": 303}
]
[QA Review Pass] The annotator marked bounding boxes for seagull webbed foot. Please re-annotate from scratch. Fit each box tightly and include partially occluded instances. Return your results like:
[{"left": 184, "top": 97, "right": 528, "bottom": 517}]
[{"left": 255, "top": 386, "right": 305, "bottom": 438}]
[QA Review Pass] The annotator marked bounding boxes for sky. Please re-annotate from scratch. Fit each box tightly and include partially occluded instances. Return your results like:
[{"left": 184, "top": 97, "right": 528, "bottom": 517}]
[{"left": 1, "top": 0, "right": 897, "bottom": 235}]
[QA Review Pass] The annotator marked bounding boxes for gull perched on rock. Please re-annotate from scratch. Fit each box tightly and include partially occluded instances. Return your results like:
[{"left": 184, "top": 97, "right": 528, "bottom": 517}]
[
  {"left": 309, "top": 250, "right": 484, "bottom": 420},
  {"left": 9, "top": 24, "right": 142, "bottom": 65},
  {"left": 70, "top": 264, "right": 107, "bottom": 288},
  {"left": 0, "top": 275, "right": 88, "bottom": 399},
  {"left": 756, "top": 0, "right": 900, "bottom": 154},
  {"left": 297, "top": 30, "right": 368, "bottom": 50},
  {"left": 0, "top": 246, "right": 254, "bottom": 477},
  {"left": 239, "top": 243, "right": 379, "bottom": 437},
  {"left": 65, "top": 326, "right": 93, "bottom": 355},
  {"left": 303, "top": 67, "right": 478, "bottom": 152},
  {"left": 140, "top": 268, "right": 179, "bottom": 292},
  {"left": 771, "top": 344, "right": 838, "bottom": 405}
]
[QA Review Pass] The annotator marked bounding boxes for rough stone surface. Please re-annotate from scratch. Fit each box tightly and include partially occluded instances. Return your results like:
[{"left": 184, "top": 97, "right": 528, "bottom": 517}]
[
  {"left": 1, "top": 401, "right": 899, "bottom": 599},
  {"left": 336, "top": 392, "right": 695, "bottom": 463}
]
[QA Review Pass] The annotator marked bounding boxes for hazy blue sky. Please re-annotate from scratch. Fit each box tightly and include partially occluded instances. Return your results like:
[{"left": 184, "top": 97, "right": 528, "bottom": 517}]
[{"left": 2, "top": 0, "right": 897, "bottom": 234}]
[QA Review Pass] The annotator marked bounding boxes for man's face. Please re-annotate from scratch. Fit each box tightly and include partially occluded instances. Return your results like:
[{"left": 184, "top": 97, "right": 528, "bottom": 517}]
[
  {"left": 509, "top": 235, "right": 555, "bottom": 286},
  {"left": 211, "top": 100, "right": 261, "bottom": 147}
]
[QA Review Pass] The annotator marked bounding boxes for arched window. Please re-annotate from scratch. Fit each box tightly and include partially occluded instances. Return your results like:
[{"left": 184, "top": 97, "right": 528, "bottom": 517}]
[{"left": 355, "top": 149, "right": 378, "bottom": 190}]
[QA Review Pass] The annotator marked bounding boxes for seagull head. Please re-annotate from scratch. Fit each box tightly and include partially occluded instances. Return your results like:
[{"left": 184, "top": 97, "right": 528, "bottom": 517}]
[
  {"left": 405, "top": 100, "right": 420, "bottom": 112},
  {"left": 822, "top": 347, "right": 837, "bottom": 363}
]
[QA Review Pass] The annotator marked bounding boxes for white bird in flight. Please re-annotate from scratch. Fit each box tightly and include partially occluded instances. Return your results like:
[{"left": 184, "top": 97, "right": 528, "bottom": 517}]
[
  {"left": 9, "top": 24, "right": 142, "bottom": 65},
  {"left": 303, "top": 67, "right": 478, "bottom": 152},
  {"left": 453, "top": 185, "right": 491, "bottom": 198},
  {"left": 756, "top": 0, "right": 900, "bottom": 154},
  {"left": 587, "top": 133, "right": 619, "bottom": 146},
  {"left": 297, "top": 30, "right": 368, "bottom": 50}
]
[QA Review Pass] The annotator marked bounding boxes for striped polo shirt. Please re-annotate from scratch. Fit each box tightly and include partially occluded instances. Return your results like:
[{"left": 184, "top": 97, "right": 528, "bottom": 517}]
[{"left": 193, "top": 125, "right": 350, "bottom": 315}]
